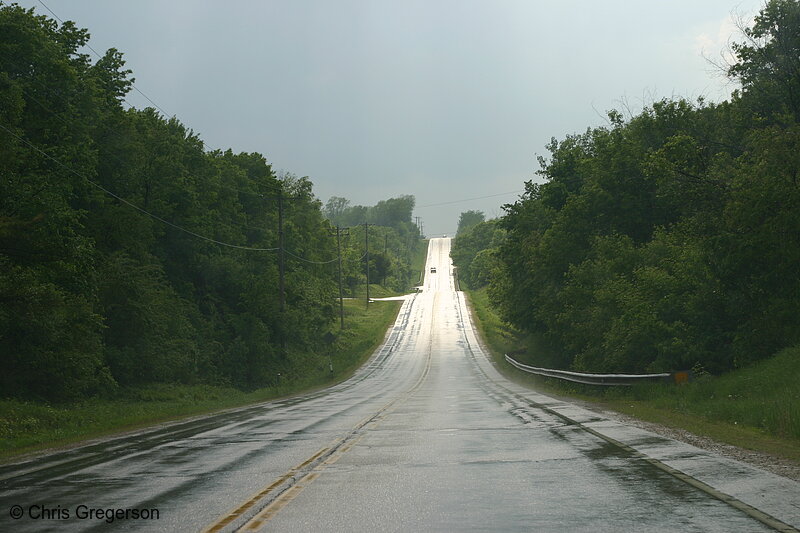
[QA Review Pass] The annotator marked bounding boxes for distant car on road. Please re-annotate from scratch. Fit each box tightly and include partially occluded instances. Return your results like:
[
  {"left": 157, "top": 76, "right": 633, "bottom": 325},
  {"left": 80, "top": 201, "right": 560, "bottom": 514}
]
[{"left": 430, "top": 267, "right": 437, "bottom": 273}]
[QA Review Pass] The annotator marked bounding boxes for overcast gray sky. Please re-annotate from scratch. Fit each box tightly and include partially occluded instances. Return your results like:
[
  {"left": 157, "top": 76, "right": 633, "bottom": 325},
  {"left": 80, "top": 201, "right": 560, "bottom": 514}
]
[{"left": 17, "top": 0, "right": 763, "bottom": 235}]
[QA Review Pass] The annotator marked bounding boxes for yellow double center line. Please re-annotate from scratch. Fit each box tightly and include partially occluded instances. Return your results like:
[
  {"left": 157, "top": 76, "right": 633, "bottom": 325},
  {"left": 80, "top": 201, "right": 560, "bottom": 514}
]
[
  {"left": 239, "top": 433, "right": 367, "bottom": 531},
  {"left": 200, "top": 446, "right": 330, "bottom": 533},
  {"left": 202, "top": 302, "right": 435, "bottom": 532}
]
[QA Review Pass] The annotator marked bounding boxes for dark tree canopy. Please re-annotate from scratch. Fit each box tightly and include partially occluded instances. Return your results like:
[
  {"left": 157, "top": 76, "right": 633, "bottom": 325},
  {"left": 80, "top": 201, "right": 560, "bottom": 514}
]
[
  {"left": 456, "top": 210, "right": 485, "bottom": 236},
  {"left": 0, "top": 6, "right": 422, "bottom": 402},
  {"left": 479, "top": 0, "right": 800, "bottom": 375},
  {"left": 322, "top": 195, "right": 422, "bottom": 293},
  {"left": 729, "top": 0, "right": 800, "bottom": 121}
]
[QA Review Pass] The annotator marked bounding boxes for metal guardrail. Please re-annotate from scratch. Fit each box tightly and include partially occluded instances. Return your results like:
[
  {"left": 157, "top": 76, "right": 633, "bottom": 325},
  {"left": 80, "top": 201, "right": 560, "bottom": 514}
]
[{"left": 504, "top": 354, "right": 690, "bottom": 386}]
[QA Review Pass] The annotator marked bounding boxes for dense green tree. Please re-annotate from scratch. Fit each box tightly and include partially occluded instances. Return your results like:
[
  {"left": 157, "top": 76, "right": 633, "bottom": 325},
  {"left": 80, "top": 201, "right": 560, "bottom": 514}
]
[
  {"left": 456, "top": 210, "right": 485, "bottom": 236},
  {"left": 369, "top": 195, "right": 415, "bottom": 229},
  {"left": 729, "top": 0, "right": 800, "bottom": 121},
  {"left": 484, "top": 0, "right": 800, "bottom": 374},
  {"left": 0, "top": 5, "right": 110, "bottom": 400},
  {"left": 322, "top": 195, "right": 422, "bottom": 294},
  {"left": 450, "top": 219, "right": 504, "bottom": 289},
  {"left": 324, "top": 196, "right": 350, "bottom": 223},
  {"left": 0, "top": 5, "right": 355, "bottom": 400}
]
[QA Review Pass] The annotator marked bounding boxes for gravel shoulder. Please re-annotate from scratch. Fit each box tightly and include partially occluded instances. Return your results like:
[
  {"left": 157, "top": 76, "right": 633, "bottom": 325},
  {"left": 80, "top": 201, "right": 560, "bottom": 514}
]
[
  {"left": 460, "top": 294, "right": 800, "bottom": 482},
  {"left": 580, "top": 402, "right": 800, "bottom": 482}
]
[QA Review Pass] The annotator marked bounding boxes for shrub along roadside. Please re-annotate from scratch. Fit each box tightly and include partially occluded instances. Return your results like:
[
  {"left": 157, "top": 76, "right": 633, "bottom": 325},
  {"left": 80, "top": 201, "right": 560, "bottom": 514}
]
[
  {"left": 463, "top": 286, "right": 800, "bottom": 463},
  {"left": 0, "top": 298, "right": 402, "bottom": 462}
]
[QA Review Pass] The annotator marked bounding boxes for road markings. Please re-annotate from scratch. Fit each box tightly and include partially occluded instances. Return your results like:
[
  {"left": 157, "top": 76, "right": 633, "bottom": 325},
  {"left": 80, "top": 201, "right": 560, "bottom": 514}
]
[
  {"left": 220, "top": 410, "right": 394, "bottom": 532},
  {"left": 455, "top": 292, "right": 800, "bottom": 533},
  {"left": 200, "top": 447, "right": 329, "bottom": 533},
  {"left": 242, "top": 472, "right": 321, "bottom": 530},
  {"left": 202, "top": 283, "right": 435, "bottom": 532},
  {"left": 241, "top": 436, "right": 364, "bottom": 531},
  {"left": 201, "top": 367, "right": 429, "bottom": 532},
  {"left": 234, "top": 367, "right": 430, "bottom": 532}
]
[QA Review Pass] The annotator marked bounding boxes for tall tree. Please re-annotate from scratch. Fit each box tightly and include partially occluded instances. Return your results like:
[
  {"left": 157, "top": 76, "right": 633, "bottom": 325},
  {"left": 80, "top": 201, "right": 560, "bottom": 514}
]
[
  {"left": 729, "top": 0, "right": 800, "bottom": 121},
  {"left": 0, "top": 5, "right": 352, "bottom": 400},
  {"left": 456, "top": 210, "right": 485, "bottom": 235}
]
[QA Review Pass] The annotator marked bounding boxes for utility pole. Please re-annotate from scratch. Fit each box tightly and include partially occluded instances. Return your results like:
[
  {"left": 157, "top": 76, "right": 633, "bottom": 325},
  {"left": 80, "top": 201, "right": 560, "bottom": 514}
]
[
  {"left": 330, "top": 226, "right": 348, "bottom": 329},
  {"left": 262, "top": 185, "right": 305, "bottom": 352},
  {"left": 278, "top": 191, "right": 285, "bottom": 313},
  {"left": 364, "top": 222, "right": 372, "bottom": 307},
  {"left": 383, "top": 233, "right": 388, "bottom": 287}
]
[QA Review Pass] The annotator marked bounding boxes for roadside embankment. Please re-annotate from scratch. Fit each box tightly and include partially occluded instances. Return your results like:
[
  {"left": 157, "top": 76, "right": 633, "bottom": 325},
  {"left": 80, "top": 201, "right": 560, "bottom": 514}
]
[
  {"left": 0, "top": 297, "right": 402, "bottom": 462},
  {"left": 462, "top": 286, "right": 800, "bottom": 472}
]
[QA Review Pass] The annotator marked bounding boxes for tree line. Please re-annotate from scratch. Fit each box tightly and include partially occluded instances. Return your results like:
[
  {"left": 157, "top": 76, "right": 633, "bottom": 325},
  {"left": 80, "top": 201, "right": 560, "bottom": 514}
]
[
  {"left": 323, "top": 195, "right": 421, "bottom": 294},
  {"left": 0, "top": 5, "right": 419, "bottom": 402},
  {"left": 453, "top": 0, "right": 800, "bottom": 375},
  {"left": 451, "top": 211, "right": 506, "bottom": 290}
]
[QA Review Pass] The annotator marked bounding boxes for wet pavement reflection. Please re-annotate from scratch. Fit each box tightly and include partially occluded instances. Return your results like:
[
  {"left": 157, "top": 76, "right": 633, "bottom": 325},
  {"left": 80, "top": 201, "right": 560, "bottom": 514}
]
[{"left": 1, "top": 238, "right": 796, "bottom": 532}]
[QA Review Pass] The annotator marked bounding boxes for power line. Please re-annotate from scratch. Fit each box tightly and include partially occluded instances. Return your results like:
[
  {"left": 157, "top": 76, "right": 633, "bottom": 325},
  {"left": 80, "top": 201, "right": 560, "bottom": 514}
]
[
  {"left": 0, "top": 122, "right": 280, "bottom": 252},
  {"left": 330, "top": 226, "right": 348, "bottom": 329},
  {"left": 0, "top": 54, "right": 305, "bottom": 224},
  {"left": 3, "top": 6, "right": 384, "bottom": 267},
  {"left": 2, "top": 121, "right": 396, "bottom": 265},
  {"left": 0, "top": 53, "right": 304, "bottom": 238},
  {"left": 0, "top": 79, "right": 343, "bottom": 262},
  {"left": 284, "top": 250, "right": 338, "bottom": 265},
  {"left": 37, "top": 0, "right": 172, "bottom": 118},
  {"left": 416, "top": 190, "right": 524, "bottom": 208}
]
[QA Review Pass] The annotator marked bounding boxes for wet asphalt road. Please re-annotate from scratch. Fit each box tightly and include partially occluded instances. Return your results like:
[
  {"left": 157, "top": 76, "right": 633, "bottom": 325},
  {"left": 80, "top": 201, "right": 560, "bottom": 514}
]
[{"left": 1, "top": 238, "right": 798, "bottom": 532}]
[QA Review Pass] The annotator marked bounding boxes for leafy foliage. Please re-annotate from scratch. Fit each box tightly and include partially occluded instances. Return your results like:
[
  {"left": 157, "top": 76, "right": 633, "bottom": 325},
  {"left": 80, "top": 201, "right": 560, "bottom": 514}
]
[
  {"left": 322, "top": 195, "right": 422, "bottom": 293},
  {"left": 484, "top": 0, "right": 800, "bottom": 374},
  {"left": 456, "top": 210, "right": 485, "bottom": 235},
  {"left": 450, "top": 218, "right": 505, "bottom": 289},
  {"left": 0, "top": 6, "right": 420, "bottom": 402}
]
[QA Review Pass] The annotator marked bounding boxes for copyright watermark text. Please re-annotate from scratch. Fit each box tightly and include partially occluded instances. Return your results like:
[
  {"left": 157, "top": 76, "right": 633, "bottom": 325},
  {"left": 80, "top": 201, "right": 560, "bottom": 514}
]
[{"left": 9, "top": 504, "right": 159, "bottom": 524}]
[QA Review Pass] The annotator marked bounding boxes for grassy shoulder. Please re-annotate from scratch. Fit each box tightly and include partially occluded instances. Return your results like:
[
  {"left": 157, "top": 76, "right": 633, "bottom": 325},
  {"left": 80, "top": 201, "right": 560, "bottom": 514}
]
[
  {"left": 0, "top": 297, "right": 402, "bottom": 462},
  {"left": 463, "top": 286, "right": 800, "bottom": 463},
  {"left": 349, "top": 283, "right": 405, "bottom": 300},
  {"left": 411, "top": 239, "right": 429, "bottom": 285}
]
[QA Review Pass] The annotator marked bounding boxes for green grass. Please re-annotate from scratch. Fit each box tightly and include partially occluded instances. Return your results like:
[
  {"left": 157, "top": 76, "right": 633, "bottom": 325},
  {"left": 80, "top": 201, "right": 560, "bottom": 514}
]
[
  {"left": 464, "top": 285, "right": 520, "bottom": 356},
  {"left": 619, "top": 347, "right": 800, "bottom": 440},
  {"left": 411, "top": 239, "right": 429, "bottom": 285},
  {"left": 347, "top": 238, "right": 428, "bottom": 301},
  {"left": 331, "top": 298, "right": 403, "bottom": 375},
  {"left": 462, "top": 286, "right": 800, "bottom": 463},
  {"left": 600, "top": 397, "right": 800, "bottom": 463},
  {"left": 0, "top": 298, "right": 402, "bottom": 462},
  {"left": 0, "top": 386, "right": 263, "bottom": 460},
  {"left": 350, "top": 283, "right": 403, "bottom": 300}
]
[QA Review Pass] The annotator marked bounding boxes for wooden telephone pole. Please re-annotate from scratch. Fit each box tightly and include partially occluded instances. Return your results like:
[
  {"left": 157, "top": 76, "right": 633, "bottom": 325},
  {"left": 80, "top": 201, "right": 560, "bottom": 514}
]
[
  {"left": 278, "top": 191, "right": 285, "bottom": 313},
  {"left": 364, "top": 222, "right": 372, "bottom": 307},
  {"left": 383, "top": 233, "right": 388, "bottom": 286},
  {"left": 330, "top": 226, "right": 349, "bottom": 329}
]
